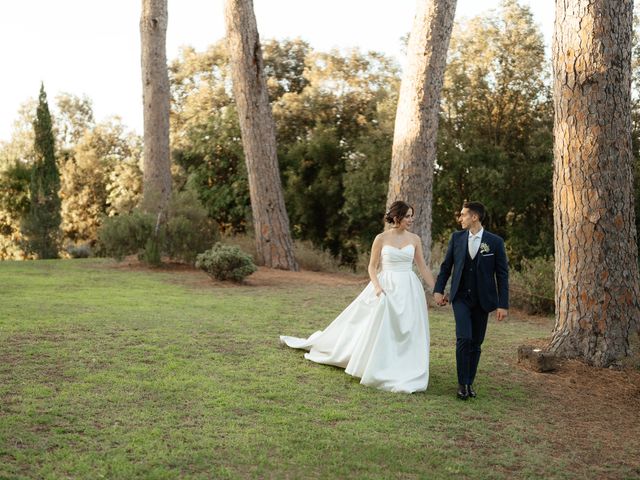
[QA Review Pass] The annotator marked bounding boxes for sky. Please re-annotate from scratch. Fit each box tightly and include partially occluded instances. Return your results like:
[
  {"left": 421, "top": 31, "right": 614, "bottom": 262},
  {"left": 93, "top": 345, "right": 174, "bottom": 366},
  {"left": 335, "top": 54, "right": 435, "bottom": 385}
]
[{"left": 0, "top": 0, "right": 553, "bottom": 143}]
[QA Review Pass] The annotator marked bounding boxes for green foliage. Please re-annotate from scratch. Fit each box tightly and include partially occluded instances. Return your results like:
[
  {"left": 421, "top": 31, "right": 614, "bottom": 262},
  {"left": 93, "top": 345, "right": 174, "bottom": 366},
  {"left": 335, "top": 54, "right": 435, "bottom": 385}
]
[
  {"left": 262, "top": 38, "right": 311, "bottom": 101},
  {"left": 0, "top": 94, "right": 143, "bottom": 258},
  {"left": 163, "top": 190, "right": 217, "bottom": 263},
  {"left": 341, "top": 110, "right": 395, "bottom": 248},
  {"left": 510, "top": 256, "right": 555, "bottom": 315},
  {"left": 1, "top": 5, "right": 597, "bottom": 268},
  {"left": 59, "top": 138, "right": 108, "bottom": 245},
  {"left": 106, "top": 155, "right": 142, "bottom": 217},
  {"left": 0, "top": 99, "right": 38, "bottom": 169},
  {"left": 220, "top": 233, "right": 360, "bottom": 273},
  {"left": 98, "top": 210, "right": 155, "bottom": 261},
  {"left": 143, "top": 235, "right": 162, "bottom": 266},
  {"left": 60, "top": 118, "right": 143, "bottom": 245},
  {"left": 195, "top": 242, "right": 257, "bottom": 282},
  {"left": 169, "top": 43, "right": 250, "bottom": 232},
  {"left": 172, "top": 106, "right": 250, "bottom": 232},
  {"left": 54, "top": 92, "right": 95, "bottom": 151},
  {"left": 276, "top": 49, "right": 399, "bottom": 265},
  {"left": 283, "top": 126, "right": 349, "bottom": 258},
  {"left": 292, "top": 239, "right": 345, "bottom": 272},
  {"left": 0, "top": 161, "right": 31, "bottom": 221},
  {"left": 66, "top": 243, "right": 92, "bottom": 258},
  {"left": 434, "top": 0, "right": 553, "bottom": 263},
  {"left": 0, "top": 161, "right": 32, "bottom": 259},
  {"left": 170, "top": 41, "right": 399, "bottom": 265},
  {"left": 98, "top": 190, "right": 217, "bottom": 264},
  {"left": 22, "top": 84, "right": 61, "bottom": 259}
]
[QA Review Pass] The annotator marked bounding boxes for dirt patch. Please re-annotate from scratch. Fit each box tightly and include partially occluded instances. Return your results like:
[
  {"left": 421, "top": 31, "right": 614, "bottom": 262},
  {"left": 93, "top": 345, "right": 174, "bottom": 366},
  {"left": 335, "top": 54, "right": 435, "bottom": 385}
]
[
  {"left": 514, "top": 356, "right": 640, "bottom": 477},
  {"left": 106, "top": 256, "right": 368, "bottom": 289},
  {"left": 245, "top": 266, "right": 367, "bottom": 288}
]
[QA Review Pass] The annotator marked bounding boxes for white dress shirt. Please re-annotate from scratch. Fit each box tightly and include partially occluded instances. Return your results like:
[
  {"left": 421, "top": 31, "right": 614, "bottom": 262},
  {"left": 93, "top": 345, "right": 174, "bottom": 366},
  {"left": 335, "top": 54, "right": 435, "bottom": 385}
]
[{"left": 468, "top": 228, "right": 484, "bottom": 259}]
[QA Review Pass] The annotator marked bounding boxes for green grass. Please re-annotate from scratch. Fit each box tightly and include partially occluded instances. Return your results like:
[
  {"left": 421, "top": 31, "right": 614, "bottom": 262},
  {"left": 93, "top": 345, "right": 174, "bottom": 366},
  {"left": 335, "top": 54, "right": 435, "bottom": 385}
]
[{"left": 0, "top": 259, "right": 636, "bottom": 479}]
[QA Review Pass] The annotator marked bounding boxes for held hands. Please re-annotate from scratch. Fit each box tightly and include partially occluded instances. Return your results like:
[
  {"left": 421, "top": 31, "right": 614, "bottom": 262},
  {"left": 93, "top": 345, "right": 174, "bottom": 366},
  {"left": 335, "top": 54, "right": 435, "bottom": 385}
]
[
  {"left": 496, "top": 308, "right": 508, "bottom": 321},
  {"left": 434, "top": 292, "right": 449, "bottom": 306}
]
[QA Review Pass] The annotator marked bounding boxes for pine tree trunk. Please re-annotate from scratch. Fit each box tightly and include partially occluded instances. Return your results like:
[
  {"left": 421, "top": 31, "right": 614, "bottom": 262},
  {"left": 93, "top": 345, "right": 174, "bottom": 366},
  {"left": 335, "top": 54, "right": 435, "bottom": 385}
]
[
  {"left": 224, "top": 0, "right": 298, "bottom": 270},
  {"left": 387, "top": 0, "right": 457, "bottom": 264},
  {"left": 140, "top": 0, "right": 171, "bottom": 214},
  {"left": 550, "top": 0, "right": 640, "bottom": 366}
]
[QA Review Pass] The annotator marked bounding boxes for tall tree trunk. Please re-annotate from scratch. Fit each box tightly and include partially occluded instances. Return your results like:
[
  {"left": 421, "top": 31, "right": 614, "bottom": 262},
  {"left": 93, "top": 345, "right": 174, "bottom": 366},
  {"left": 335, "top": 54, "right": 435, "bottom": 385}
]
[
  {"left": 387, "top": 0, "right": 457, "bottom": 264},
  {"left": 224, "top": 0, "right": 298, "bottom": 270},
  {"left": 550, "top": 0, "right": 640, "bottom": 366},
  {"left": 140, "top": 0, "right": 171, "bottom": 215}
]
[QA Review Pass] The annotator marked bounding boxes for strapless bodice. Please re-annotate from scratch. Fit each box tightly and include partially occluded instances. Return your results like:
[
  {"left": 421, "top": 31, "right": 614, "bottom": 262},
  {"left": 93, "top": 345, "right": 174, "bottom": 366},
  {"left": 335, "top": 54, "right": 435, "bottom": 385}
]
[{"left": 381, "top": 244, "right": 415, "bottom": 272}]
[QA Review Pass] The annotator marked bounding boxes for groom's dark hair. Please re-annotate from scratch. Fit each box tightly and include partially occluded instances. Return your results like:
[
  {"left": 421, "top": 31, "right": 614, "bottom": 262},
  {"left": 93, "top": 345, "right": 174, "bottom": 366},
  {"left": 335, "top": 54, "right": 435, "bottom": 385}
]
[{"left": 463, "top": 201, "right": 486, "bottom": 223}]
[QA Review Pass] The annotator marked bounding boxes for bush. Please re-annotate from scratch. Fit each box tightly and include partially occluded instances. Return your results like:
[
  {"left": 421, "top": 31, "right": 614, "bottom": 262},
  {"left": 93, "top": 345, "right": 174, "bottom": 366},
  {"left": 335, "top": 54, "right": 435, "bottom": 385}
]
[
  {"left": 67, "top": 243, "right": 92, "bottom": 258},
  {"left": 293, "top": 240, "right": 344, "bottom": 272},
  {"left": 98, "top": 190, "right": 217, "bottom": 264},
  {"left": 219, "top": 233, "right": 257, "bottom": 259},
  {"left": 98, "top": 210, "right": 155, "bottom": 260},
  {"left": 196, "top": 243, "right": 257, "bottom": 282},
  {"left": 143, "top": 235, "right": 162, "bottom": 266},
  {"left": 220, "top": 234, "right": 351, "bottom": 273},
  {"left": 163, "top": 190, "right": 216, "bottom": 263},
  {"left": 510, "top": 256, "right": 555, "bottom": 315}
]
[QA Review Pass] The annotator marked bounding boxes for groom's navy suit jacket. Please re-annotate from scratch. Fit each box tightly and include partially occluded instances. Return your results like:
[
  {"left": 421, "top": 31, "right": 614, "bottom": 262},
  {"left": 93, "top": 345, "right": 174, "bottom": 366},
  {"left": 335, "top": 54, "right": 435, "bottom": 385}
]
[{"left": 434, "top": 229, "right": 509, "bottom": 312}]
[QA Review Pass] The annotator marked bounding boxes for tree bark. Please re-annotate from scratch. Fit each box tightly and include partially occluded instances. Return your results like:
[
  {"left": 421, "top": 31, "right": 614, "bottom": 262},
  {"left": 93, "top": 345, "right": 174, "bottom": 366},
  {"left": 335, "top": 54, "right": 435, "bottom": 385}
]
[
  {"left": 224, "top": 0, "right": 298, "bottom": 270},
  {"left": 550, "top": 0, "right": 640, "bottom": 366},
  {"left": 387, "top": 0, "right": 457, "bottom": 264},
  {"left": 140, "top": 0, "right": 171, "bottom": 214}
]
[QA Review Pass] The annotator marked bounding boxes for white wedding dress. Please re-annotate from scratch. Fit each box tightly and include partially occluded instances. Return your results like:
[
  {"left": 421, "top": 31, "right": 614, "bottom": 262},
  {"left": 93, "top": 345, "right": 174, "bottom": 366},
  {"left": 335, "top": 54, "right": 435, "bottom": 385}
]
[{"left": 280, "top": 244, "right": 429, "bottom": 393}]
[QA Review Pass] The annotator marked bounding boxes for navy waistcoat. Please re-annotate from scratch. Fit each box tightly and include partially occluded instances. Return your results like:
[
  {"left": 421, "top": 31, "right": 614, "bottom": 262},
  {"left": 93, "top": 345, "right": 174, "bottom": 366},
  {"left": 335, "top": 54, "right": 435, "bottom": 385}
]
[{"left": 457, "top": 248, "right": 479, "bottom": 306}]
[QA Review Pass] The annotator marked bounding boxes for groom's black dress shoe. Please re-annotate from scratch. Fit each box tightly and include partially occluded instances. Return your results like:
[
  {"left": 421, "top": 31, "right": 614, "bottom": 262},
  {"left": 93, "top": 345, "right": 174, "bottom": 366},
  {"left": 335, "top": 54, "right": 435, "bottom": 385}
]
[
  {"left": 467, "top": 384, "right": 477, "bottom": 398},
  {"left": 457, "top": 384, "right": 469, "bottom": 400}
]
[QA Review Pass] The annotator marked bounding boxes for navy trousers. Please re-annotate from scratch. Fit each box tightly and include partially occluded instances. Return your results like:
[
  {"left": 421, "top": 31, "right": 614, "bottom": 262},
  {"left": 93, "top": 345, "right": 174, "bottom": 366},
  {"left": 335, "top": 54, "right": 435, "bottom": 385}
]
[{"left": 452, "top": 300, "right": 489, "bottom": 386}]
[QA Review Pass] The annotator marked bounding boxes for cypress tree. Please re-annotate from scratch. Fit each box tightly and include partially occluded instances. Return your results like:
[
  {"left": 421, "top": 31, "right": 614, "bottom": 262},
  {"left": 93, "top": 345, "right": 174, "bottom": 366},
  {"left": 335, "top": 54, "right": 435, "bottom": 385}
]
[{"left": 22, "top": 84, "right": 61, "bottom": 258}]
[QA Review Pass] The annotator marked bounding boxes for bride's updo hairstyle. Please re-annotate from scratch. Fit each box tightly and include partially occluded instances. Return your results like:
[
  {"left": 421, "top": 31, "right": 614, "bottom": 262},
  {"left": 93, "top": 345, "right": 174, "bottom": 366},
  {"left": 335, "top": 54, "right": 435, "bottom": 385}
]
[{"left": 385, "top": 201, "right": 413, "bottom": 225}]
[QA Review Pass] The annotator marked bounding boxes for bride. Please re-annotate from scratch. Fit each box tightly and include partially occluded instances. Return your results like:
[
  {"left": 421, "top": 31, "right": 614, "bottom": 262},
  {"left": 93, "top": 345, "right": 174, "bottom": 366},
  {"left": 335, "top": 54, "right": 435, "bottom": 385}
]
[{"left": 280, "top": 201, "right": 435, "bottom": 393}]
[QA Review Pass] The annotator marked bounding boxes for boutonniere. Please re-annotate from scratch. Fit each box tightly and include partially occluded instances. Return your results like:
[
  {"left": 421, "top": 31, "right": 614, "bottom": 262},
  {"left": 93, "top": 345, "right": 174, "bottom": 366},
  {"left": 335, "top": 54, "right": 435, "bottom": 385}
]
[{"left": 480, "top": 242, "right": 490, "bottom": 254}]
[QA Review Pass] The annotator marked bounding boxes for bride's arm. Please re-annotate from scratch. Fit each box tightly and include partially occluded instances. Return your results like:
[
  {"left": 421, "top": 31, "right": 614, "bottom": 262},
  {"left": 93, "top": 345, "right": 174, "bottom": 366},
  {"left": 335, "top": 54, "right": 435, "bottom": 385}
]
[
  {"left": 368, "top": 235, "right": 385, "bottom": 296},
  {"left": 413, "top": 239, "right": 436, "bottom": 291}
]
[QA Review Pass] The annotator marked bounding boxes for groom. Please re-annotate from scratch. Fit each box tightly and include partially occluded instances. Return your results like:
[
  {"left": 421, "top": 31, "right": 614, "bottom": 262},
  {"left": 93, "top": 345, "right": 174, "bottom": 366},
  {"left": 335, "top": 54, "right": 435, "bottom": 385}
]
[{"left": 433, "top": 202, "right": 509, "bottom": 400}]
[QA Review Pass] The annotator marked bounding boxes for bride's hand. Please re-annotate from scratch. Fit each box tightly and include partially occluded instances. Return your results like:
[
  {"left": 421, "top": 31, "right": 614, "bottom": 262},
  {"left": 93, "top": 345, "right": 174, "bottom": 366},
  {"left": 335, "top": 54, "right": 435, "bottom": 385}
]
[{"left": 375, "top": 286, "right": 385, "bottom": 297}]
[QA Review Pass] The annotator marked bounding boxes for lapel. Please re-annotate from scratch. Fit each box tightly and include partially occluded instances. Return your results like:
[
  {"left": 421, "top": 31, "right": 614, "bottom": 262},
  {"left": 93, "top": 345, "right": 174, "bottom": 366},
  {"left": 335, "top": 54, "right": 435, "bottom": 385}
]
[
  {"left": 476, "top": 230, "right": 488, "bottom": 266},
  {"left": 456, "top": 231, "right": 468, "bottom": 264}
]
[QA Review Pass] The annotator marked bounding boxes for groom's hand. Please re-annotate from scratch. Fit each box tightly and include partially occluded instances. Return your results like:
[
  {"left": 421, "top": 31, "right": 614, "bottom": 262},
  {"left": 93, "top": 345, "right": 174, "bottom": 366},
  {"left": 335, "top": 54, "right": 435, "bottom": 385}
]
[
  {"left": 496, "top": 308, "right": 508, "bottom": 321},
  {"left": 434, "top": 292, "right": 448, "bottom": 306}
]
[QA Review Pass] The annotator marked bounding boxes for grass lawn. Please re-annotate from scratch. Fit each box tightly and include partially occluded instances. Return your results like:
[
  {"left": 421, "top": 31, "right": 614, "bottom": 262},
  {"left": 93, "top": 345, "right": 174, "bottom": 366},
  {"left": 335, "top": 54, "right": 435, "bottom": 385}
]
[{"left": 1, "top": 259, "right": 639, "bottom": 479}]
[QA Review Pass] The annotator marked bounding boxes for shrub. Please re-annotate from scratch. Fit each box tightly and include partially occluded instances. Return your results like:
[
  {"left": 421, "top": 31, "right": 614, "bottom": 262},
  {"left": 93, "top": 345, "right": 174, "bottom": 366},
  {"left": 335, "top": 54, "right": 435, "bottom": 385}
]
[
  {"left": 220, "top": 234, "right": 349, "bottom": 273},
  {"left": 293, "top": 240, "right": 343, "bottom": 272},
  {"left": 219, "top": 233, "right": 257, "bottom": 259},
  {"left": 163, "top": 190, "right": 216, "bottom": 263},
  {"left": 98, "top": 210, "right": 154, "bottom": 260},
  {"left": 143, "top": 235, "right": 162, "bottom": 266},
  {"left": 67, "top": 243, "right": 92, "bottom": 258},
  {"left": 510, "top": 256, "right": 555, "bottom": 315},
  {"left": 98, "top": 190, "right": 217, "bottom": 264},
  {"left": 196, "top": 243, "right": 257, "bottom": 282}
]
